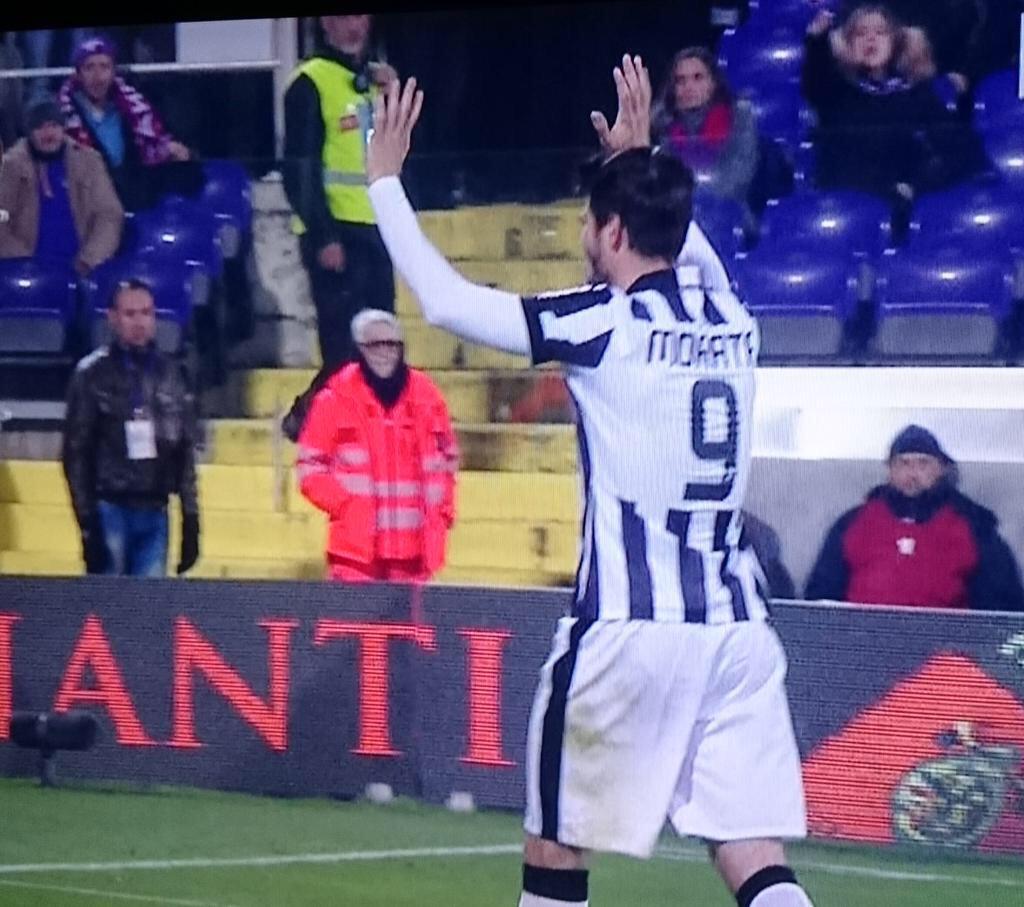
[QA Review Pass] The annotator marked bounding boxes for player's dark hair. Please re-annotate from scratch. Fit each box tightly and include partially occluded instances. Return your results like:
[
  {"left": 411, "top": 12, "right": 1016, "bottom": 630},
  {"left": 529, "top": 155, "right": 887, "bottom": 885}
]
[{"left": 588, "top": 147, "right": 694, "bottom": 262}]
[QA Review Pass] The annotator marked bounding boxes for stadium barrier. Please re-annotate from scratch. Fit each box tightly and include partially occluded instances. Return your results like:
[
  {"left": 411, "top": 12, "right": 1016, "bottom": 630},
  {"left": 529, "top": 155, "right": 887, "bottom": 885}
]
[{"left": 0, "top": 576, "right": 1022, "bottom": 856}]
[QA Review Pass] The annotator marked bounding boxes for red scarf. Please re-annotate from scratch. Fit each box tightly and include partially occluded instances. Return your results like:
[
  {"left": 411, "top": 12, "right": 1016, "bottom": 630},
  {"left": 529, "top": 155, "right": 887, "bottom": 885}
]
[{"left": 58, "top": 74, "right": 174, "bottom": 167}]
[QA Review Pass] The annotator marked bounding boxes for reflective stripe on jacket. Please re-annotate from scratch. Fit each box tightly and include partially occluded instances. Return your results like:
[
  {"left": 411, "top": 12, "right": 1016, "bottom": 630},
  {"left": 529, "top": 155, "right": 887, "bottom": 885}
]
[{"left": 296, "top": 363, "right": 458, "bottom": 574}]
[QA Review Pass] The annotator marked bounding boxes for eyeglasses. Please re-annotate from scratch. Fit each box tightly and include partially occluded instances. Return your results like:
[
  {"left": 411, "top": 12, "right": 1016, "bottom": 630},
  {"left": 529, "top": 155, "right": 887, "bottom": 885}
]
[{"left": 359, "top": 340, "right": 404, "bottom": 352}]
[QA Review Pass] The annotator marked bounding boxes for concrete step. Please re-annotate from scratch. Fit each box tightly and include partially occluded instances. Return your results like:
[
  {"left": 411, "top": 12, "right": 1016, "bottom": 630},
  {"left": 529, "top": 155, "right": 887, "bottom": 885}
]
[
  {"left": 1, "top": 460, "right": 580, "bottom": 521},
  {"left": 233, "top": 367, "right": 570, "bottom": 425},
  {"left": 396, "top": 258, "right": 586, "bottom": 316},
  {"left": 203, "top": 420, "right": 577, "bottom": 473},
  {"left": 419, "top": 206, "right": 581, "bottom": 263},
  {"left": 0, "top": 502, "right": 579, "bottom": 574},
  {"left": 0, "top": 549, "right": 571, "bottom": 587},
  {"left": 234, "top": 368, "right": 495, "bottom": 423}
]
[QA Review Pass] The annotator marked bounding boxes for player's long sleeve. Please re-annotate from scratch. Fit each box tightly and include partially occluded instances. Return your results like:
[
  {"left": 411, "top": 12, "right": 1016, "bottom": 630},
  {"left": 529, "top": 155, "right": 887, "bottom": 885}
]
[
  {"left": 367, "top": 176, "right": 532, "bottom": 355},
  {"left": 677, "top": 220, "right": 732, "bottom": 292}
]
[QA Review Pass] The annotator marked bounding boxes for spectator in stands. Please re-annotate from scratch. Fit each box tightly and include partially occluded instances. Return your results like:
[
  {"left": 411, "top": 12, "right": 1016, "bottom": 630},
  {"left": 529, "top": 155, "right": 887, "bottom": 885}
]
[
  {"left": 296, "top": 309, "right": 458, "bottom": 583},
  {"left": 62, "top": 278, "right": 201, "bottom": 578},
  {"left": 652, "top": 47, "right": 761, "bottom": 221},
  {"left": 283, "top": 14, "right": 399, "bottom": 374},
  {"left": 805, "top": 424, "right": 1024, "bottom": 611},
  {"left": 0, "top": 98, "right": 123, "bottom": 276},
  {"left": 802, "top": 5, "right": 988, "bottom": 234},
  {"left": 58, "top": 36, "right": 200, "bottom": 211}
]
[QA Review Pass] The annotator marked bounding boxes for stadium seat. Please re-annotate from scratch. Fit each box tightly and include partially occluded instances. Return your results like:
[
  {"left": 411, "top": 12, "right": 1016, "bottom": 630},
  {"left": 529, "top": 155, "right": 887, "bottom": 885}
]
[
  {"left": 200, "top": 160, "right": 253, "bottom": 259},
  {"left": 972, "top": 68, "right": 1023, "bottom": 133},
  {"left": 731, "top": 246, "right": 859, "bottom": 358},
  {"left": 129, "top": 195, "right": 224, "bottom": 288},
  {"left": 692, "top": 191, "right": 748, "bottom": 257},
  {"left": 872, "top": 240, "right": 1014, "bottom": 357},
  {"left": 718, "top": 20, "right": 804, "bottom": 93},
  {"left": 980, "top": 128, "right": 1024, "bottom": 187},
  {"left": 85, "top": 255, "right": 195, "bottom": 354},
  {"left": 758, "top": 190, "right": 892, "bottom": 257},
  {"left": 0, "top": 257, "right": 78, "bottom": 354},
  {"left": 909, "top": 179, "right": 1024, "bottom": 253},
  {"left": 737, "top": 83, "right": 808, "bottom": 146}
]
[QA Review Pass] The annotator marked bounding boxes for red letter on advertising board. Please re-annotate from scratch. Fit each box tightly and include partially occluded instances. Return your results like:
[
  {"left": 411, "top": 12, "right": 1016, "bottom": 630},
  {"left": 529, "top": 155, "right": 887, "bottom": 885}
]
[
  {"left": 458, "top": 629, "right": 516, "bottom": 767},
  {"left": 53, "top": 614, "right": 155, "bottom": 746},
  {"left": 314, "top": 621, "right": 437, "bottom": 757},
  {"left": 170, "top": 618, "right": 300, "bottom": 752},
  {"left": 0, "top": 614, "right": 19, "bottom": 743}
]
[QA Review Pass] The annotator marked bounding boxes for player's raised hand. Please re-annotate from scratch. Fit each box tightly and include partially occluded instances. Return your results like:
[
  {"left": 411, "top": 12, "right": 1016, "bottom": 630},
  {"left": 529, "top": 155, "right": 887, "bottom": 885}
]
[
  {"left": 367, "top": 76, "right": 424, "bottom": 184},
  {"left": 590, "top": 54, "right": 652, "bottom": 157}
]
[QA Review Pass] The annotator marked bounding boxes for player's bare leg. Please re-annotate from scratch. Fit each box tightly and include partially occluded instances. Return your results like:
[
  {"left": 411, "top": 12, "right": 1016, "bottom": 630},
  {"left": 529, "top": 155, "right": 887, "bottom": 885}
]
[
  {"left": 709, "top": 839, "right": 815, "bottom": 906},
  {"left": 518, "top": 835, "right": 589, "bottom": 906}
]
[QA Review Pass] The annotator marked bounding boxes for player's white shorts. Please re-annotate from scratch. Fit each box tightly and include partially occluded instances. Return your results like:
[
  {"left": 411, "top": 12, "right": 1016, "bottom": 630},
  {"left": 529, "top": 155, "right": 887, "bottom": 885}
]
[{"left": 523, "top": 616, "right": 807, "bottom": 859}]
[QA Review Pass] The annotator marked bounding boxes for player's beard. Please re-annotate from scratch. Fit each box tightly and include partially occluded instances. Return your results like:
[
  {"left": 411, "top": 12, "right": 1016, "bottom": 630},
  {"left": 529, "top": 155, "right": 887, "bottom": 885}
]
[{"left": 584, "top": 251, "right": 608, "bottom": 285}]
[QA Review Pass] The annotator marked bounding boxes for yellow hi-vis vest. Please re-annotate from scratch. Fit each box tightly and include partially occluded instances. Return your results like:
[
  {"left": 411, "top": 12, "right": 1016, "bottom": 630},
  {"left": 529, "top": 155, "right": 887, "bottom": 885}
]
[{"left": 290, "top": 56, "right": 376, "bottom": 233}]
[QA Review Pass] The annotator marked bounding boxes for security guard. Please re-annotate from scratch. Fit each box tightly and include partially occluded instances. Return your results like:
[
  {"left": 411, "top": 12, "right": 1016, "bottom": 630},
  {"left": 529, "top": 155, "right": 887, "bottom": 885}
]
[{"left": 283, "top": 14, "right": 399, "bottom": 373}]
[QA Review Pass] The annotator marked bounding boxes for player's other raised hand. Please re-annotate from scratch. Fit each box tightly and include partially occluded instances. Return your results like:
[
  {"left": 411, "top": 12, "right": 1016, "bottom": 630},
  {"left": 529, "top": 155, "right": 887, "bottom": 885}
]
[
  {"left": 367, "top": 76, "right": 424, "bottom": 184},
  {"left": 590, "top": 54, "right": 652, "bottom": 157}
]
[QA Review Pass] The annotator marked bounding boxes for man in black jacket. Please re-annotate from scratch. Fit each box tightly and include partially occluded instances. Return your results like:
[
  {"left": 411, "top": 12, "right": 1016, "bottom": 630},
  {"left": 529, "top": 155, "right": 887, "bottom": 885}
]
[{"left": 62, "top": 278, "right": 200, "bottom": 576}]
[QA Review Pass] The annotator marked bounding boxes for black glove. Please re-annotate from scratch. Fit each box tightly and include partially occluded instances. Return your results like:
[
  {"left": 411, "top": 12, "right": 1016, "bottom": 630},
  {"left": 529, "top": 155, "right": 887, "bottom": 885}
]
[
  {"left": 81, "top": 514, "right": 109, "bottom": 575},
  {"left": 177, "top": 513, "right": 200, "bottom": 575}
]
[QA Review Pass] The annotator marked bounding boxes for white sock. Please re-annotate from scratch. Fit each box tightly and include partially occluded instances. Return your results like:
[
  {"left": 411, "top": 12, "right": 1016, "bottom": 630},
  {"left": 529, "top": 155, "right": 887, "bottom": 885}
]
[
  {"left": 519, "top": 893, "right": 588, "bottom": 907},
  {"left": 749, "top": 882, "right": 815, "bottom": 906}
]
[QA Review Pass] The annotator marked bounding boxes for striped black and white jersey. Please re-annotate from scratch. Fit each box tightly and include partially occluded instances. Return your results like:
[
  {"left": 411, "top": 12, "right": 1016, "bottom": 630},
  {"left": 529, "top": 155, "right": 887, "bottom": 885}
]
[{"left": 521, "top": 264, "right": 769, "bottom": 624}]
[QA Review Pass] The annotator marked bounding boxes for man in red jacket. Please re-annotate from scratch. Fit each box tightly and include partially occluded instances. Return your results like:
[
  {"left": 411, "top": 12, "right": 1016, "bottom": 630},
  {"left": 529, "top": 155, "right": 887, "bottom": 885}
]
[
  {"left": 296, "top": 308, "right": 458, "bottom": 582},
  {"left": 805, "top": 424, "right": 1024, "bottom": 611}
]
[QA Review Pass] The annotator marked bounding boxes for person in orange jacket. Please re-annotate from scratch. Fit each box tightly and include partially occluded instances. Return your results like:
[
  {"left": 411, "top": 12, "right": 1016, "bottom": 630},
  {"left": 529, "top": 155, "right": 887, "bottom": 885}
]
[{"left": 296, "top": 308, "right": 458, "bottom": 582}]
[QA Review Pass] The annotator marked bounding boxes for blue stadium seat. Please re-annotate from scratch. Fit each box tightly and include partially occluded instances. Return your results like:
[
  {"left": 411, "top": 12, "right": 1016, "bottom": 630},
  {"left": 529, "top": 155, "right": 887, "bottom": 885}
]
[
  {"left": 718, "top": 20, "right": 804, "bottom": 92},
  {"left": 758, "top": 190, "right": 891, "bottom": 257},
  {"left": 981, "top": 128, "right": 1024, "bottom": 187},
  {"left": 200, "top": 160, "right": 253, "bottom": 259},
  {"left": 0, "top": 257, "right": 78, "bottom": 354},
  {"left": 731, "top": 245, "right": 858, "bottom": 357},
  {"left": 872, "top": 240, "right": 1014, "bottom": 357},
  {"left": 692, "top": 191, "right": 748, "bottom": 257},
  {"left": 129, "top": 195, "right": 224, "bottom": 286},
  {"left": 909, "top": 179, "right": 1024, "bottom": 253},
  {"left": 972, "top": 68, "right": 1023, "bottom": 133},
  {"left": 85, "top": 254, "right": 195, "bottom": 354},
  {"left": 738, "top": 84, "right": 808, "bottom": 145}
]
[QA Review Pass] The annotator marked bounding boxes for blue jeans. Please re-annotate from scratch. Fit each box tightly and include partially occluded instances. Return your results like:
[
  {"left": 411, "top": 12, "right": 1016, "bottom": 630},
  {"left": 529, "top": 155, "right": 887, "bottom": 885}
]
[{"left": 97, "top": 500, "right": 169, "bottom": 577}]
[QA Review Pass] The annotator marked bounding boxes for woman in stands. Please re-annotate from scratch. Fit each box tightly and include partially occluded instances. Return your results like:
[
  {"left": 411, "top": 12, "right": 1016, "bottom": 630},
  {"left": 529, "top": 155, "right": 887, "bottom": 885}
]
[
  {"left": 802, "top": 5, "right": 988, "bottom": 235},
  {"left": 652, "top": 47, "right": 761, "bottom": 221}
]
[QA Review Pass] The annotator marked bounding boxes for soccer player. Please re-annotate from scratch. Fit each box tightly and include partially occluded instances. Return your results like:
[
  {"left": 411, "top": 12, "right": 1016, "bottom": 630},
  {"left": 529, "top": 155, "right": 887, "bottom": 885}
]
[{"left": 365, "top": 58, "right": 815, "bottom": 907}]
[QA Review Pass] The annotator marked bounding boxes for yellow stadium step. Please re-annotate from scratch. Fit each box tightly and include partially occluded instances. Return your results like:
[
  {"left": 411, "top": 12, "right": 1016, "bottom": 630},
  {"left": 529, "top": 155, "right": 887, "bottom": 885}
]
[
  {"left": 400, "top": 319, "right": 531, "bottom": 371},
  {"left": 0, "top": 549, "right": 325, "bottom": 581},
  {"left": 287, "top": 470, "right": 579, "bottom": 523},
  {"left": 0, "top": 549, "right": 571, "bottom": 586},
  {"left": 0, "top": 502, "right": 578, "bottom": 575},
  {"left": 396, "top": 259, "right": 586, "bottom": 316},
  {"left": 204, "top": 420, "right": 576, "bottom": 473},
  {"left": 432, "top": 565, "right": 571, "bottom": 589},
  {"left": 456, "top": 424, "right": 577, "bottom": 473},
  {"left": 419, "top": 205, "right": 581, "bottom": 262},
  {"left": 236, "top": 368, "right": 492, "bottom": 423},
  {"left": 0, "top": 460, "right": 284, "bottom": 512}
]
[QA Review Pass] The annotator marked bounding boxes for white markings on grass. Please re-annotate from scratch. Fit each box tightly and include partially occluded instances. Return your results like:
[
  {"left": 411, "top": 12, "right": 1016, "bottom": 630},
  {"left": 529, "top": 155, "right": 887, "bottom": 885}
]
[
  {"left": 0, "top": 878, "right": 235, "bottom": 906},
  {"left": 0, "top": 844, "right": 522, "bottom": 875},
  {"left": 0, "top": 843, "right": 1019, "bottom": 892},
  {"left": 654, "top": 845, "right": 1023, "bottom": 888}
]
